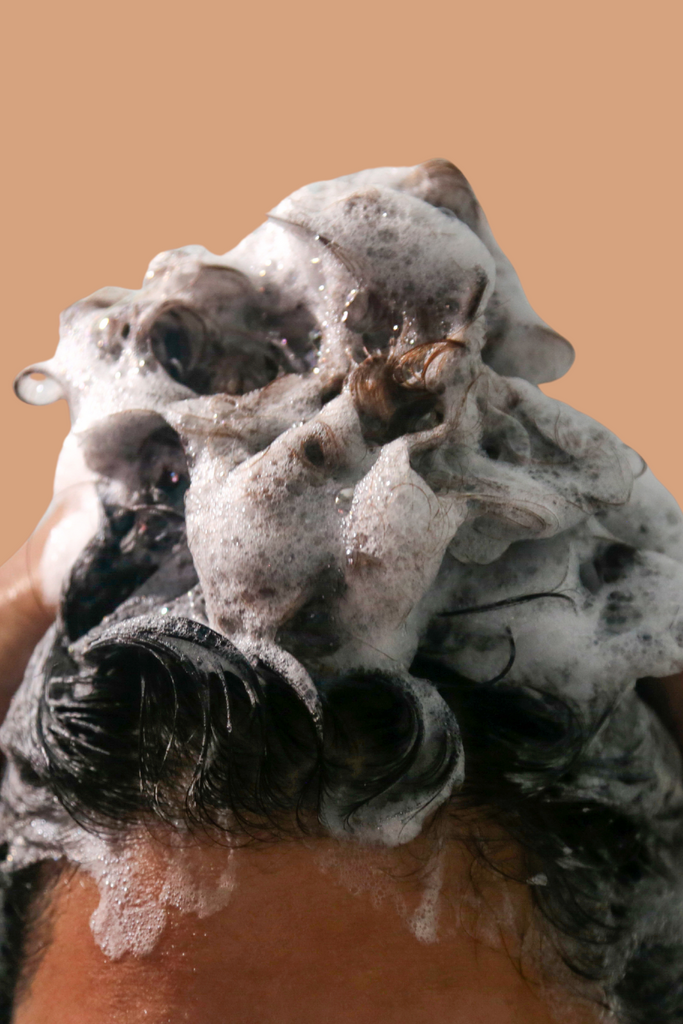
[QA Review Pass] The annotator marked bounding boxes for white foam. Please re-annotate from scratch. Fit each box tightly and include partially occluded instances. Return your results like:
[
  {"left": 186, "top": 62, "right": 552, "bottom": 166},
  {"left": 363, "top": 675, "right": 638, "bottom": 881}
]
[
  {"left": 4, "top": 160, "right": 683, "bottom": 993},
  {"left": 86, "top": 837, "right": 236, "bottom": 959},
  {"left": 0, "top": 799, "right": 236, "bottom": 960},
  {"left": 407, "top": 847, "right": 445, "bottom": 943}
]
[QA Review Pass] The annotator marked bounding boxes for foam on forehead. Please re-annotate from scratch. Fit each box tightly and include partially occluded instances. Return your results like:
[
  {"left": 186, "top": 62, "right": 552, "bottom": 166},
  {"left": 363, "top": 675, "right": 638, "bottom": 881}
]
[{"left": 3, "top": 163, "right": 683, "bottom": 985}]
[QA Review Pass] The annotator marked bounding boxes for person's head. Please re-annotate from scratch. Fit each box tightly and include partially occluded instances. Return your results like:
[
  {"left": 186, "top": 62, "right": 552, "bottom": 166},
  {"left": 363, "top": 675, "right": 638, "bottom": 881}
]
[{"left": 4, "top": 159, "right": 683, "bottom": 1023}]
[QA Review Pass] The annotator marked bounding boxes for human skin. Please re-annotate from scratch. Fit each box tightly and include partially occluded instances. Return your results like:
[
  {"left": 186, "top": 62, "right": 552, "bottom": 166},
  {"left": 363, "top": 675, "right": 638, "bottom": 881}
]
[
  {"left": 13, "top": 833, "right": 604, "bottom": 1024},
  {"left": 0, "top": 521, "right": 681, "bottom": 1023}
]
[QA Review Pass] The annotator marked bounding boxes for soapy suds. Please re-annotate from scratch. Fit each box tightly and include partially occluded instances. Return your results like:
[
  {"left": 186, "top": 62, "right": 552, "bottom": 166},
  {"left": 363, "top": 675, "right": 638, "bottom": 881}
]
[
  {"left": 407, "top": 846, "right": 445, "bottom": 943},
  {"left": 1, "top": 160, "right": 683, "bottom": 1018},
  {"left": 315, "top": 836, "right": 612, "bottom": 1023},
  {"left": 0, "top": 776, "right": 236, "bottom": 959},
  {"left": 88, "top": 836, "right": 235, "bottom": 959},
  {"left": 13, "top": 163, "right": 683, "bottom": 711}
]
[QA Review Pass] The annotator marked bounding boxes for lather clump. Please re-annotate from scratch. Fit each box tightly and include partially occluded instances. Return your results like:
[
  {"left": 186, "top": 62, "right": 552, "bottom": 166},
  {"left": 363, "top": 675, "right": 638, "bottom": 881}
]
[{"left": 3, "top": 159, "right": 683, "bottom": 1022}]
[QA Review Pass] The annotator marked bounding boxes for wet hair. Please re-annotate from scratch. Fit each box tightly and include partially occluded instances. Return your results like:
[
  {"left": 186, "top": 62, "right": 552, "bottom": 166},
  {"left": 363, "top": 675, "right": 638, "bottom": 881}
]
[
  {"left": 7, "top": 605, "right": 679, "bottom": 1023},
  {"left": 4, "top": 345, "right": 683, "bottom": 1021},
  {"left": 347, "top": 342, "right": 458, "bottom": 442}
]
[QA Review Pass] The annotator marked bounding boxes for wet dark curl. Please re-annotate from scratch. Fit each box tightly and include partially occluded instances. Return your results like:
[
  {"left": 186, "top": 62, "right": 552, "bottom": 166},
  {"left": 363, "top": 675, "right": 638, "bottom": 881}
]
[{"left": 18, "top": 607, "right": 683, "bottom": 1024}]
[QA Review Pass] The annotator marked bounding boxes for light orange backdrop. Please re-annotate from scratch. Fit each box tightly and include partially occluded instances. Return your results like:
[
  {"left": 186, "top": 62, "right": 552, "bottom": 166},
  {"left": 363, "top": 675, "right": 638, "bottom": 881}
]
[{"left": 0, "top": 0, "right": 680, "bottom": 566}]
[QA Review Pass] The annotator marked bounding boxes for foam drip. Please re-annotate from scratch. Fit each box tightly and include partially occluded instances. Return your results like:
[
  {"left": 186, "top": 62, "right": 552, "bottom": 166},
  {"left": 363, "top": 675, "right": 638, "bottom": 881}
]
[
  {"left": 3, "top": 160, "right": 683, "bottom": 1011},
  {"left": 406, "top": 846, "right": 445, "bottom": 943},
  {"left": 0, "top": 789, "right": 236, "bottom": 959},
  {"left": 315, "top": 834, "right": 612, "bottom": 1021},
  {"left": 87, "top": 836, "right": 236, "bottom": 960}
]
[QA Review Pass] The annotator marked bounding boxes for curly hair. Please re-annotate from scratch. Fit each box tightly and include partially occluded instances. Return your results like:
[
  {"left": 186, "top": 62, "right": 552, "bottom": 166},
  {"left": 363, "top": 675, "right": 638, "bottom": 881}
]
[{"left": 9, "top": 586, "right": 681, "bottom": 1023}]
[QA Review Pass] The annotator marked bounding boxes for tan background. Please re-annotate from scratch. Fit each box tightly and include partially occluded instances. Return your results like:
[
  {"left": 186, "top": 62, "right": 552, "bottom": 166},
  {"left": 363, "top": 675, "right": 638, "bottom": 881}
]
[{"left": 0, "top": 0, "right": 680, "bottom": 566}]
